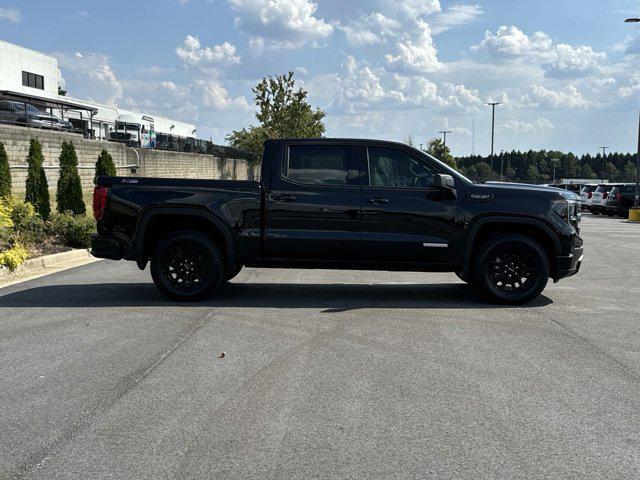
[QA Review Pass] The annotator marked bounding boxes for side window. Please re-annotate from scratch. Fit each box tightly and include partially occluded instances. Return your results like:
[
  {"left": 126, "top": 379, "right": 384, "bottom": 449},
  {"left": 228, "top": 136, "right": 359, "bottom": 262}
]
[
  {"left": 368, "top": 147, "right": 436, "bottom": 188},
  {"left": 287, "top": 145, "right": 349, "bottom": 186}
]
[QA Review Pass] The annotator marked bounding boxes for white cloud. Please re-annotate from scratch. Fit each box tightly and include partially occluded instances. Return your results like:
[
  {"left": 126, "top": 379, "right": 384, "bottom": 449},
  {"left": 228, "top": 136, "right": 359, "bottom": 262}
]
[
  {"left": 431, "top": 4, "right": 482, "bottom": 35},
  {"left": 54, "top": 52, "right": 123, "bottom": 105},
  {"left": 78, "top": 10, "right": 90, "bottom": 18},
  {"left": 471, "top": 25, "right": 605, "bottom": 78},
  {"left": 175, "top": 35, "right": 241, "bottom": 65},
  {"left": 615, "top": 33, "right": 640, "bottom": 54},
  {"left": 385, "top": 20, "right": 441, "bottom": 72},
  {"left": 472, "top": 25, "right": 553, "bottom": 59},
  {"left": 398, "top": 0, "right": 441, "bottom": 17},
  {"left": 503, "top": 116, "right": 554, "bottom": 134},
  {"left": 228, "top": 0, "right": 333, "bottom": 49},
  {"left": 192, "top": 79, "right": 250, "bottom": 110},
  {"left": 0, "top": 7, "right": 21, "bottom": 23},
  {"left": 161, "top": 81, "right": 177, "bottom": 91},
  {"left": 524, "top": 85, "right": 587, "bottom": 109},
  {"left": 339, "top": 12, "right": 400, "bottom": 47}
]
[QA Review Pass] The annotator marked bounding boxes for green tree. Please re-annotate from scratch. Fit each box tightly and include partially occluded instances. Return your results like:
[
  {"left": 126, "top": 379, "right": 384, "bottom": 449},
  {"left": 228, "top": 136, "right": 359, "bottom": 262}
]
[
  {"left": 94, "top": 149, "right": 116, "bottom": 182},
  {"left": 424, "top": 137, "right": 456, "bottom": 168},
  {"left": 602, "top": 162, "right": 619, "bottom": 182},
  {"left": 25, "top": 138, "right": 50, "bottom": 220},
  {"left": 0, "top": 142, "right": 11, "bottom": 198},
  {"left": 56, "top": 141, "right": 85, "bottom": 215},
  {"left": 525, "top": 164, "right": 539, "bottom": 184},
  {"left": 472, "top": 162, "right": 493, "bottom": 182},
  {"left": 622, "top": 161, "right": 637, "bottom": 182},
  {"left": 227, "top": 71, "right": 326, "bottom": 159}
]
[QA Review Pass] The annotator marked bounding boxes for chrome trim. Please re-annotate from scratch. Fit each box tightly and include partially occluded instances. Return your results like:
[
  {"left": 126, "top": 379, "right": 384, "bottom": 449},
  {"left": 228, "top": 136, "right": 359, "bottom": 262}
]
[{"left": 423, "top": 242, "right": 448, "bottom": 248}]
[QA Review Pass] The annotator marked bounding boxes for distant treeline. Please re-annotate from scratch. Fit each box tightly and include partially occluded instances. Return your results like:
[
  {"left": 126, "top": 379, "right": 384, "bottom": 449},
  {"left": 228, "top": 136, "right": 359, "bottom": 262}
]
[{"left": 455, "top": 150, "right": 637, "bottom": 184}]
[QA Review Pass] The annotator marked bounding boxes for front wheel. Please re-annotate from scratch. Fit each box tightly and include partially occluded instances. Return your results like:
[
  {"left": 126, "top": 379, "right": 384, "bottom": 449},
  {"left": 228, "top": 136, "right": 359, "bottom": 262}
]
[
  {"left": 150, "top": 230, "right": 224, "bottom": 301},
  {"left": 472, "top": 233, "right": 549, "bottom": 305}
]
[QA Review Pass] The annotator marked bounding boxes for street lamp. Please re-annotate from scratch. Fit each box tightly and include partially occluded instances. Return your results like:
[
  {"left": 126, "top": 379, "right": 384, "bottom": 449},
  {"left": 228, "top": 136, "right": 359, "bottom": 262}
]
[
  {"left": 438, "top": 130, "right": 452, "bottom": 147},
  {"left": 551, "top": 158, "right": 560, "bottom": 184},
  {"left": 625, "top": 18, "right": 640, "bottom": 212},
  {"left": 486, "top": 102, "right": 500, "bottom": 175}
]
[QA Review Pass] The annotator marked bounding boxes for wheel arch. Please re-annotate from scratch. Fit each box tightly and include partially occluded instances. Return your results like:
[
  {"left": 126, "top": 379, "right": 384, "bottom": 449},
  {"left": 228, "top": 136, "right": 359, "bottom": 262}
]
[
  {"left": 135, "top": 207, "right": 235, "bottom": 269},
  {"left": 463, "top": 216, "right": 560, "bottom": 278}
]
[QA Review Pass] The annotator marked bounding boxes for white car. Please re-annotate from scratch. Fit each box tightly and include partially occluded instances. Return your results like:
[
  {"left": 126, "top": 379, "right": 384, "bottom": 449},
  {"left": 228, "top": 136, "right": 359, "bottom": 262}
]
[
  {"left": 579, "top": 184, "right": 598, "bottom": 210},
  {"left": 590, "top": 184, "right": 620, "bottom": 215}
]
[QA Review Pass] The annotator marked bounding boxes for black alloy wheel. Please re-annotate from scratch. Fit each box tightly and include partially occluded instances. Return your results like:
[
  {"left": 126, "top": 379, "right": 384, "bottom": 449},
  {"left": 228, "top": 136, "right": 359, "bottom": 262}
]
[
  {"left": 473, "top": 233, "right": 549, "bottom": 305},
  {"left": 151, "top": 230, "right": 224, "bottom": 301}
]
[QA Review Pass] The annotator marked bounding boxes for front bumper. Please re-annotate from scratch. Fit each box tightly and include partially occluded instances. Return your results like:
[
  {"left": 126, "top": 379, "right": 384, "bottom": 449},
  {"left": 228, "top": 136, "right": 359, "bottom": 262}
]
[
  {"left": 90, "top": 234, "right": 123, "bottom": 260},
  {"left": 554, "top": 235, "right": 583, "bottom": 281}
]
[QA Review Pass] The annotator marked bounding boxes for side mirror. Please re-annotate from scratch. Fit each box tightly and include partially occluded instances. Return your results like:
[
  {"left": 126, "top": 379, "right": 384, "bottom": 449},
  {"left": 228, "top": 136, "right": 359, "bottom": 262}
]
[{"left": 434, "top": 174, "right": 455, "bottom": 190}]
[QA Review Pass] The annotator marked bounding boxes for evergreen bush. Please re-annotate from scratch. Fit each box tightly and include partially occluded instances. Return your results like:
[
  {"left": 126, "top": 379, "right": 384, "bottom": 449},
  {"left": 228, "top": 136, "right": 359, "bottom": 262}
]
[
  {"left": 24, "top": 139, "right": 50, "bottom": 220},
  {"left": 56, "top": 141, "right": 85, "bottom": 215},
  {"left": 0, "top": 142, "right": 11, "bottom": 198}
]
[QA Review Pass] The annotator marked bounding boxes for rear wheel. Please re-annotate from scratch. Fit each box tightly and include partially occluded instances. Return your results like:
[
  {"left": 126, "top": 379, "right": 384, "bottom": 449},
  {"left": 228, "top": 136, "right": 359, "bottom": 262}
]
[
  {"left": 150, "top": 230, "right": 224, "bottom": 301},
  {"left": 472, "top": 233, "right": 549, "bottom": 305}
]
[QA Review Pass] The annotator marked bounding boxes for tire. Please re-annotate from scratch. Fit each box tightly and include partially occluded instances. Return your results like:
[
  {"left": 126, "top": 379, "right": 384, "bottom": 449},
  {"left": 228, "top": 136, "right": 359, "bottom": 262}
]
[
  {"left": 591, "top": 209, "right": 599, "bottom": 215},
  {"left": 150, "top": 230, "right": 224, "bottom": 301},
  {"left": 224, "top": 264, "right": 243, "bottom": 282},
  {"left": 472, "top": 233, "right": 550, "bottom": 305}
]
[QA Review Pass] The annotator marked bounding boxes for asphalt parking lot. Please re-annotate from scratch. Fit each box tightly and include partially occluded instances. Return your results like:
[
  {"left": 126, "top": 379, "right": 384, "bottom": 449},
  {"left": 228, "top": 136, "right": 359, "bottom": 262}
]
[{"left": 1, "top": 214, "right": 639, "bottom": 479}]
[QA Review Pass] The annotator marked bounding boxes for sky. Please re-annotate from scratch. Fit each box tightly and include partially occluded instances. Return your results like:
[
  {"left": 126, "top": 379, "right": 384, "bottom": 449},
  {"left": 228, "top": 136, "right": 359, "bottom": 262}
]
[{"left": 2, "top": 0, "right": 640, "bottom": 156}]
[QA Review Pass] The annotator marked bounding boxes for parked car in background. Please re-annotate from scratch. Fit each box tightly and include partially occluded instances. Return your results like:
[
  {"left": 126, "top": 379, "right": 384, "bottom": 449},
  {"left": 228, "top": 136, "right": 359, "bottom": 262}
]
[
  {"left": 590, "top": 184, "right": 621, "bottom": 215},
  {"left": 580, "top": 184, "right": 598, "bottom": 211},
  {"left": 0, "top": 100, "right": 73, "bottom": 131},
  {"left": 605, "top": 184, "right": 636, "bottom": 218}
]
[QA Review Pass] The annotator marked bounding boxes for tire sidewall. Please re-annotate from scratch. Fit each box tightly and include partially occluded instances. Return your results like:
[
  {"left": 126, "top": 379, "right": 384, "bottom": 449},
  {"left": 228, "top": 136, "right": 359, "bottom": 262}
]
[
  {"left": 473, "top": 234, "right": 550, "bottom": 305},
  {"left": 151, "top": 231, "right": 224, "bottom": 301}
]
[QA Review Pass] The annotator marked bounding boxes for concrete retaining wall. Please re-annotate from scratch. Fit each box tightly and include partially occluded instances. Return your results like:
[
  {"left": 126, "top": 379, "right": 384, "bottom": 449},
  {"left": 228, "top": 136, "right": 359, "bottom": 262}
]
[{"left": 0, "top": 123, "right": 259, "bottom": 194}]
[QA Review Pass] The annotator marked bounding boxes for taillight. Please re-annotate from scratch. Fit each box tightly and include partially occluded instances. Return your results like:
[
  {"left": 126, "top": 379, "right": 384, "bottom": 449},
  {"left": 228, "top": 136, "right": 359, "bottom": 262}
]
[
  {"left": 588, "top": 192, "right": 593, "bottom": 199},
  {"left": 93, "top": 185, "right": 109, "bottom": 220},
  {"left": 616, "top": 193, "right": 622, "bottom": 202},
  {"left": 603, "top": 192, "right": 609, "bottom": 200}
]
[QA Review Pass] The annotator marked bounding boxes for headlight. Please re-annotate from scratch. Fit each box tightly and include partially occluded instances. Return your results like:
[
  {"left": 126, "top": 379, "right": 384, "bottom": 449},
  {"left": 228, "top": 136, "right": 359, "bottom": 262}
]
[{"left": 552, "top": 199, "right": 580, "bottom": 226}]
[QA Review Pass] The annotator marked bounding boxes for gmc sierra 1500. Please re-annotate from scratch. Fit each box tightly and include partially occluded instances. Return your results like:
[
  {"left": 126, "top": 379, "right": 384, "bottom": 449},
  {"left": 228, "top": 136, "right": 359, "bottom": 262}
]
[{"left": 91, "top": 138, "right": 583, "bottom": 304}]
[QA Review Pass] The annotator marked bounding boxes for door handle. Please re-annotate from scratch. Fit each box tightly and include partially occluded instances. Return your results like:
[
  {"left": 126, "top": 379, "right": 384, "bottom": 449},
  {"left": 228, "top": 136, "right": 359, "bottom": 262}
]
[
  {"left": 369, "top": 197, "right": 390, "bottom": 204},
  {"left": 271, "top": 193, "right": 297, "bottom": 202}
]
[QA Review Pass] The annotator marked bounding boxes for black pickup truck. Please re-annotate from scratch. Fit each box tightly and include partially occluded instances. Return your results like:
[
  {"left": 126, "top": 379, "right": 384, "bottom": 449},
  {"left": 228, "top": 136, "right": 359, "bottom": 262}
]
[{"left": 92, "top": 138, "right": 583, "bottom": 304}]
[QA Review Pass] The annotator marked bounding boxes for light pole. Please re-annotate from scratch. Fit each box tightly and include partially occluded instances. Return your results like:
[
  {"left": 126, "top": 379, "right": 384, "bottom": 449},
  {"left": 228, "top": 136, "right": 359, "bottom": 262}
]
[
  {"left": 438, "top": 130, "right": 452, "bottom": 148},
  {"left": 625, "top": 18, "right": 640, "bottom": 209},
  {"left": 551, "top": 158, "right": 560, "bottom": 184},
  {"left": 486, "top": 102, "right": 500, "bottom": 175},
  {"left": 598, "top": 146, "right": 610, "bottom": 181}
]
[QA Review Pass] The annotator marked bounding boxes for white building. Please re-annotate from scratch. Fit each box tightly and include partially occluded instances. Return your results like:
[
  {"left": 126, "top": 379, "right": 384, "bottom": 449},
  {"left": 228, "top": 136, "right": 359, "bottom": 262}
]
[{"left": 0, "top": 40, "right": 195, "bottom": 142}]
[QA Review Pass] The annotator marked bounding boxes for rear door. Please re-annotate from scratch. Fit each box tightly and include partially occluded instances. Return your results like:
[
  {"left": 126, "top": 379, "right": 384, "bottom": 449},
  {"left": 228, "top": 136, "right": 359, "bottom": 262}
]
[
  {"left": 265, "top": 143, "right": 362, "bottom": 260},
  {"left": 359, "top": 145, "right": 461, "bottom": 266}
]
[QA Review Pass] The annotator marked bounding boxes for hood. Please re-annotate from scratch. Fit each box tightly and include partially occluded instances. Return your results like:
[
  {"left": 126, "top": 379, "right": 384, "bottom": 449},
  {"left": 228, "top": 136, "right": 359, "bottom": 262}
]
[{"left": 475, "top": 182, "right": 580, "bottom": 201}]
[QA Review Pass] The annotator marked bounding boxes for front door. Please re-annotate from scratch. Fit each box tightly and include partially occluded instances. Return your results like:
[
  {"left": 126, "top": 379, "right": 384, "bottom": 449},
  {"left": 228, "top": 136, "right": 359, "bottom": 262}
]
[
  {"left": 359, "top": 145, "right": 460, "bottom": 266},
  {"left": 265, "top": 143, "right": 362, "bottom": 261}
]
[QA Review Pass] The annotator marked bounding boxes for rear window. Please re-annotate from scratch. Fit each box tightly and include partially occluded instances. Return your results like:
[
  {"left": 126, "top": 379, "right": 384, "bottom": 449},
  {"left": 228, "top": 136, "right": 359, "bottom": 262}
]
[
  {"left": 286, "top": 145, "right": 349, "bottom": 186},
  {"left": 595, "top": 185, "right": 613, "bottom": 192},
  {"left": 581, "top": 185, "right": 597, "bottom": 193},
  {"left": 621, "top": 185, "right": 636, "bottom": 193}
]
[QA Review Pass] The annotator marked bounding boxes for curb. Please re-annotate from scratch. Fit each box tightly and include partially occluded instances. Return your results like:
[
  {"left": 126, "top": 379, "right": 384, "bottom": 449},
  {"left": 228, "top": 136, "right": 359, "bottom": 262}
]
[{"left": 0, "top": 248, "right": 96, "bottom": 281}]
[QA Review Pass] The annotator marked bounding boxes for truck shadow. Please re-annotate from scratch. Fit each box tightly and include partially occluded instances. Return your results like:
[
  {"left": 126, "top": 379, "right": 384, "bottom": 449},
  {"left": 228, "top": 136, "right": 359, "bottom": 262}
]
[{"left": 0, "top": 281, "right": 553, "bottom": 310}]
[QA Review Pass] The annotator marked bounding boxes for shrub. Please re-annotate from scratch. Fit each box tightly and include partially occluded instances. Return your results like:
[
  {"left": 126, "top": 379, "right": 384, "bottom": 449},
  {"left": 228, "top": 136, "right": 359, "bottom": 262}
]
[
  {"left": 0, "top": 243, "right": 29, "bottom": 271},
  {"left": 25, "top": 138, "right": 50, "bottom": 220},
  {"left": 0, "top": 197, "right": 13, "bottom": 229},
  {"left": 51, "top": 211, "right": 95, "bottom": 248},
  {"left": 0, "top": 142, "right": 10, "bottom": 198},
  {"left": 95, "top": 149, "right": 116, "bottom": 182},
  {"left": 56, "top": 140, "right": 85, "bottom": 215}
]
